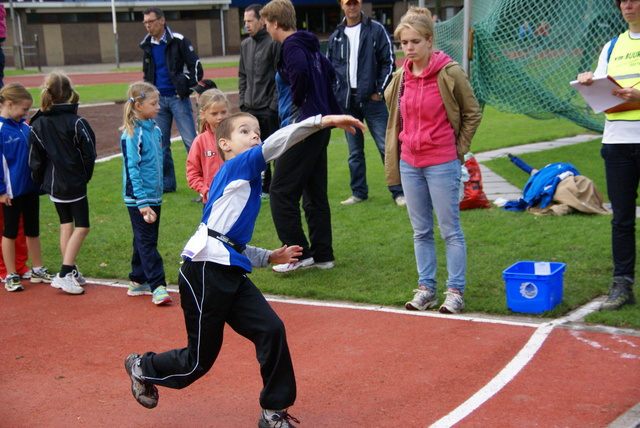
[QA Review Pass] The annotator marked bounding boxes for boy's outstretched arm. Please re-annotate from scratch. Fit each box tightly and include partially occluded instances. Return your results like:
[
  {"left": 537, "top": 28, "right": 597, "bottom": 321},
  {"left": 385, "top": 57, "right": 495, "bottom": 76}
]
[
  {"left": 262, "top": 114, "right": 366, "bottom": 163},
  {"left": 320, "top": 115, "right": 367, "bottom": 135}
]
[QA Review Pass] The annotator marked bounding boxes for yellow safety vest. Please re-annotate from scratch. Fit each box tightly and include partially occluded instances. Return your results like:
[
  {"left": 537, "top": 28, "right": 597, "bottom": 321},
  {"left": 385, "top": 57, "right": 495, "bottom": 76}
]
[{"left": 605, "top": 31, "right": 640, "bottom": 121}]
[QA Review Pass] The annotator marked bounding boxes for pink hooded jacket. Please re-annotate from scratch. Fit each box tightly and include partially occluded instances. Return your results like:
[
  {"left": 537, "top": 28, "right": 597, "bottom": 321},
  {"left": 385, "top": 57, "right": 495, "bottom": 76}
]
[{"left": 398, "top": 51, "right": 457, "bottom": 168}]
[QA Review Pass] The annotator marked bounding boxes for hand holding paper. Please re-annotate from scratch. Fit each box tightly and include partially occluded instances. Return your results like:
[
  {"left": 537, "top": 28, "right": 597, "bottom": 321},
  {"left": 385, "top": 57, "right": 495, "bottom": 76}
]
[{"left": 571, "top": 75, "right": 640, "bottom": 114}]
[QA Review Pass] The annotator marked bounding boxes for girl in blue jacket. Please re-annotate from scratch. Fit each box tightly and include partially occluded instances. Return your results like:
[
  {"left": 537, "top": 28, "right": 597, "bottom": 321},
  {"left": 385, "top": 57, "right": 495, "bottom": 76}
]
[
  {"left": 0, "top": 83, "right": 54, "bottom": 292},
  {"left": 119, "top": 81, "right": 171, "bottom": 306}
]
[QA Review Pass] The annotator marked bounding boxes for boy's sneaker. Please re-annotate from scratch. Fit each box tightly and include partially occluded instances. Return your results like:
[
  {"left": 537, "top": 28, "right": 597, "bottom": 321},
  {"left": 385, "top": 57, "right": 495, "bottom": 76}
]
[
  {"left": 124, "top": 353, "right": 159, "bottom": 409},
  {"left": 4, "top": 273, "right": 24, "bottom": 292},
  {"left": 30, "top": 267, "right": 54, "bottom": 284},
  {"left": 405, "top": 286, "right": 438, "bottom": 310},
  {"left": 258, "top": 409, "right": 300, "bottom": 428},
  {"left": 74, "top": 270, "right": 87, "bottom": 286},
  {"left": 21, "top": 270, "right": 32, "bottom": 279},
  {"left": 272, "top": 257, "right": 315, "bottom": 273},
  {"left": 51, "top": 272, "right": 85, "bottom": 295},
  {"left": 127, "top": 281, "right": 152, "bottom": 296},
  {"left": 602, "top": 276, "right": 635, "bottom": 310},
  {"left": 152, "top": 286, "right": 172, "bottom": 305},
  {"left": 439, "top": 289, "right": 465, "bottom": 314}
]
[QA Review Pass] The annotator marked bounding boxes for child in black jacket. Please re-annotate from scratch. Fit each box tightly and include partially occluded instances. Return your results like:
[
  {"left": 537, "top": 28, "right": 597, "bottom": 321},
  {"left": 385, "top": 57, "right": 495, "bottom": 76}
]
[{"left": 29, "top": 71, "right": 96, "bottom": 295}]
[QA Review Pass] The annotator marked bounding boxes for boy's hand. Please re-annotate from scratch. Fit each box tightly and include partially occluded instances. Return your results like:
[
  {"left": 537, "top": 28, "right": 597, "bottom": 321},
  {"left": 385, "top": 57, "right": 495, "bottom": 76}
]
[
  {"left": 321, "top": 115, "right": 367, "bottom": 135},
  {"left": 0, "top": 194, "right": 11, "bottom": 206},
  {"left": 269, "top": 245, "right": 303, "bottom": 265}
]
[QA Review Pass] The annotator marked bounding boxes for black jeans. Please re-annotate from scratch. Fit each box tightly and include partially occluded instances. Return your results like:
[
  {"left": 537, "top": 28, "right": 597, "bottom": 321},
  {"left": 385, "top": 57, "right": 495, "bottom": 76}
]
[
  {"left": 269, "top": 128, "right": 334, "bottom": 262},
  {"left": 601, "top": 143, "right": 640, "bottom": 278},
  {"left": 140, "top": 260, "right": 297, "bottom": 410}
]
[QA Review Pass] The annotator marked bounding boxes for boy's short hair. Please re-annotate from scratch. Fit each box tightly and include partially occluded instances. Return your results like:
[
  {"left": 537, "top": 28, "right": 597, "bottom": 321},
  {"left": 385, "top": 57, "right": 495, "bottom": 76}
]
[
  {"left": 216, "top": 112, "right": 258, "bottom": 161},
  {"left": 261, "top": 0, "right": 297, "bottom": 31}
]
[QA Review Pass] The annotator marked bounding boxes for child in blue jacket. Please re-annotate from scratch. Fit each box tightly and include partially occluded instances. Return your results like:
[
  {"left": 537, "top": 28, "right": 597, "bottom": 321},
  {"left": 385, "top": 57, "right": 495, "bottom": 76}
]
[
  {"left": 0, "top": 83, "right": 54, "bottom": 292},
  {"left": 120, "top": 81, "right": 171, "bottom": 306}
]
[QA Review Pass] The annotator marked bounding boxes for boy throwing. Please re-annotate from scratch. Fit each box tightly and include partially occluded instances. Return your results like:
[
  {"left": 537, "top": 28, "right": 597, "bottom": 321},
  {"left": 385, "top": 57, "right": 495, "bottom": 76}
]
[{"left": 125, "top": 113, "right": 365, "bottom": 427}]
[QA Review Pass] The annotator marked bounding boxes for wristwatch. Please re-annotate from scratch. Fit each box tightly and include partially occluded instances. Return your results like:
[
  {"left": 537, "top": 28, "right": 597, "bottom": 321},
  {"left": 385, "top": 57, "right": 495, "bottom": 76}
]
[{"left": 377, "top": 92, "right": 384, "bottom": 99}]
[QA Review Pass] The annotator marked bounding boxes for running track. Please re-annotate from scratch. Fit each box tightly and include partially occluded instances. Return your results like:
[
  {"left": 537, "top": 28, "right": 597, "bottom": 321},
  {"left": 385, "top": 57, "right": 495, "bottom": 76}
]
[
  {"left": 2, "top": 66, "right": 640, "bottom": 427},
  {"left": 2, "top": 280, "right": 639, "bottom": 427}
]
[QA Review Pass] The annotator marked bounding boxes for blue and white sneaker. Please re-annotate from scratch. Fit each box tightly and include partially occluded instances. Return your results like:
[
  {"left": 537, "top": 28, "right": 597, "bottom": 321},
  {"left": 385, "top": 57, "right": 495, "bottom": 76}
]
[{"left": 127, "top": 281, "right": 152, "bottom": 296}]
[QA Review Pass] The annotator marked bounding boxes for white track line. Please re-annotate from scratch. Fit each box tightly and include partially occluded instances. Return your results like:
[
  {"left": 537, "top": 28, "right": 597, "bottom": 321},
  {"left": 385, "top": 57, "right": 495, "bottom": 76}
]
[{"left": 430, "top": 300, "right": 603, "bottom": 427}]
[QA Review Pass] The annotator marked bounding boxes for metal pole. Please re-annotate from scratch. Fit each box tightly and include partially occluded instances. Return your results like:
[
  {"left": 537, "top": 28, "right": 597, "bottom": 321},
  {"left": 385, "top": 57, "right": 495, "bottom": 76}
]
[
  {"left": 462, "top": 0, "right": 471, "bottom": 73},
  {"left": 111, "top": 0, "right": 119, "bottom": 68},
  {"left": 220, "top": 7, "right": 226, "bottom": 56},
  {"left": 8, "top": 0, "right": 22, "bottom": 69}
]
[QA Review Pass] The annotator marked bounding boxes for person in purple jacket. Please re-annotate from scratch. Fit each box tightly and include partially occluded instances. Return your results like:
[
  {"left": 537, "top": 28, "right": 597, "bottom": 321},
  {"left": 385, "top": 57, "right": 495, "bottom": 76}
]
[{"left": 261, "top": 0, "right": 343, "bottom": 273}]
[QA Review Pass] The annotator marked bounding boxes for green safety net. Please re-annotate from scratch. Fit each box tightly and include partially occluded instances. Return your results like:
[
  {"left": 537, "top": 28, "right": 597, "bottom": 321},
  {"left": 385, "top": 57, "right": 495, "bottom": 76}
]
[{"left": 433, "top": 0, "right": 626, "bottom": 133}]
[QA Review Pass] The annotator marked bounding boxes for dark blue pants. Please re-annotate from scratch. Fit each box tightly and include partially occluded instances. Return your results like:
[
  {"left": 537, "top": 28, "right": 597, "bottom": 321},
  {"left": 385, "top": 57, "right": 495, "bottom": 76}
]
[
  {"left": 127, "top": 205, "right": 165, "bottom": 289},
  {"left": 601, "top": 143, "right": 640, "bottom": 279},
  {"left": 140, "top": 260, "right": 296, "bottom": 410}
]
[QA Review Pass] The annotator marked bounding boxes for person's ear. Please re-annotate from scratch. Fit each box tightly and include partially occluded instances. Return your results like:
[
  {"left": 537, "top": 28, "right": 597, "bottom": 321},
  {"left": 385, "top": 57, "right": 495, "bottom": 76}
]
[{"left": 218, "top": 137, "right": 231, "bottom": 153}]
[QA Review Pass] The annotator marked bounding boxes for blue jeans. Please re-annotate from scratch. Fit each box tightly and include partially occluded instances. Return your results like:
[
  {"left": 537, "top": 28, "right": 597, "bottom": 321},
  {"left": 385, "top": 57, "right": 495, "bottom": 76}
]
[
  {"left": 154, "top": 95, "right": 197, "bottom": 192},
  {"left": 345, "top": 98, "right": 403, "bottom": 200},
  {"left": 400, "top": 158, "right": 466, "bottom": 293},
  {"left": 601, "top": 143, "right": 640, "bottom": 279}
]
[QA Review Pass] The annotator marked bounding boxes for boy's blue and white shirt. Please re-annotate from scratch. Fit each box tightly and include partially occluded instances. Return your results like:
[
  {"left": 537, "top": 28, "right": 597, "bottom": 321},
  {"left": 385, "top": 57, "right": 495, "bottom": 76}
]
[{"left": 182, "top": 115, "right": 324, "bottom": 272}]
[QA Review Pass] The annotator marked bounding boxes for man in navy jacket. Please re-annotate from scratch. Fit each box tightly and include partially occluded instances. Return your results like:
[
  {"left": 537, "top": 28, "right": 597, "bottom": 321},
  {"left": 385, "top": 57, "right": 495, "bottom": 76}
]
[{"left": 327, "top": 0, "right": 403, "bottom": 206}]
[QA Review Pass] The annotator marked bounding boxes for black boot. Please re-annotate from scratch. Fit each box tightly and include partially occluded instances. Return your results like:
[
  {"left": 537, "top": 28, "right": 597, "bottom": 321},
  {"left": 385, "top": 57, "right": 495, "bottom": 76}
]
[{"left": 602, "top": 276, "right": 635, "bottom": 310}]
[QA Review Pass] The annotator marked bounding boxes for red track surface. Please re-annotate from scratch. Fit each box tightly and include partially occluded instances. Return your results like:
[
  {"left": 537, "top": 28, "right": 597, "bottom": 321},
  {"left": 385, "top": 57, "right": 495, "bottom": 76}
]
[
  {"left": 5, "top": 67, "right": 238, "bottom": 89},
  {"left": 2, "top": 281, "right": 639, "bottom": 427}
]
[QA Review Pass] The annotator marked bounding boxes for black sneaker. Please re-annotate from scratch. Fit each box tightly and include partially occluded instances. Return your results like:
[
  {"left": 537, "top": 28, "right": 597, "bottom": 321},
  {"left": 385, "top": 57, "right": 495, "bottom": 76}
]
[
  {"left": 602, "top": 277, "right": 636, "bottom": 311},
  {"left": 258, "top": 409, "right": 300, "bottom": 428},
  {"left": 124, "top": 353, "right": 159, "bottom": 408}
]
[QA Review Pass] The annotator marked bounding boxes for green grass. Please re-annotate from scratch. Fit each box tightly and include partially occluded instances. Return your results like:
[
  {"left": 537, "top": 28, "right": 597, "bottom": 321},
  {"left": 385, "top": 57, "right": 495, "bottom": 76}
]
[
  {"left": 26, "top": 78, "right": 240, "bottom": 106},
  {"left": 30, "top": 87, "right": 639, "bottom": 329}
]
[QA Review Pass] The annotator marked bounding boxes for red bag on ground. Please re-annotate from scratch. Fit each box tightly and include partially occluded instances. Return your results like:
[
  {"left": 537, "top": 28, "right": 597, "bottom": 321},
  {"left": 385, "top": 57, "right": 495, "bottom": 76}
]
[
  {"left": 0, "top": 211, "right": 30, "bottom": 278},
  {"left": 460, "top": 156, "right": 491, "bottom": 210}
]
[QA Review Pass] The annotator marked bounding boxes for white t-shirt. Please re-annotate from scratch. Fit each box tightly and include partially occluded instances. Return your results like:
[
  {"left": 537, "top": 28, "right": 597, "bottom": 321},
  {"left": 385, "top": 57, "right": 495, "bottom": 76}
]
[
  {"left": 594, "top": 31, "right": 640, "bottom": 144},
  {"left": 344, "top": 23, "right": 361, "bottom": 89}
]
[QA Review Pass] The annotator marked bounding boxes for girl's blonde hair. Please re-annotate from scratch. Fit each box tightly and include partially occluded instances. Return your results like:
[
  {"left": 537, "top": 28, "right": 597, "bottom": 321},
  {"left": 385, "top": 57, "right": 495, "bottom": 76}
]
[
  {"left": 0, "top": 82, "right": 33, "bottom": 106},
  {"left": 120, "top": 81, "right": 158, "bottom": 137},
  {"left": 394, "top": 7, "right": 434, "bottom": 42},
  {"left": 197, "top": 88, "right": 230, "bottom": 133},
  {"left": 40, "top": 71, "right": 79, "bottom": 111}
]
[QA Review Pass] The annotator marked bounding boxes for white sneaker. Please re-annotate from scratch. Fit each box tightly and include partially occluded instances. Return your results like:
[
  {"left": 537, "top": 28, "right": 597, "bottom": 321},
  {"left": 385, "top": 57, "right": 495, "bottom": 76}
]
[
  {"left": 52, "top": 272, "right": 85, "bottom": 295},
  {"left": 341, "top": 196, "right": 366, "bottom": 205},
  {"left": 272, "top": 257, "right": 315, "bottom": 273},
  {"left": 302, "top": 260, "right": 334, "bottom": 270},
  {"left": 439, "top": 289, "right": 465, "bottom": 314},
  {"left": 395, "top": 196, "right": 406, "bottom": 206}
]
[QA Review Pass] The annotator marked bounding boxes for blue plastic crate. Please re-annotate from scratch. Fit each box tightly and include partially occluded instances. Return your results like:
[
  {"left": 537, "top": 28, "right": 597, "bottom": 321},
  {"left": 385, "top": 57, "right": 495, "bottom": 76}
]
[{"left": 502, "top": 261, "right": 566, "bottom": 313}]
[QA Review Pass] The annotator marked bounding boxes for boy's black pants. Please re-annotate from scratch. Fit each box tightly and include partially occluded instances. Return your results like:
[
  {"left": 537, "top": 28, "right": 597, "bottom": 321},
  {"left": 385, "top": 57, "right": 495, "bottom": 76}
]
[{"left": 139, "top": 260, "right": 297, "bottom": 410}]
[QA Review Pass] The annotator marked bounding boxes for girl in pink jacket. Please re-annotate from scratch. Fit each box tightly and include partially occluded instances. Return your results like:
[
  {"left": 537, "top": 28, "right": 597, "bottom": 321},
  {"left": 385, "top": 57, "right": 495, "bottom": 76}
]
[{"left": 186, "top": 89, "right": 229, "bottom": 203}]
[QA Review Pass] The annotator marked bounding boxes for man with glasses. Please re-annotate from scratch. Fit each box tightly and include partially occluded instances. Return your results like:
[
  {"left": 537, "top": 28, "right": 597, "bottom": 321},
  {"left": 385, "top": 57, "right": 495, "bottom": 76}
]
[{"left": 140, "top": 7, "right": 203, "bottom": 193}]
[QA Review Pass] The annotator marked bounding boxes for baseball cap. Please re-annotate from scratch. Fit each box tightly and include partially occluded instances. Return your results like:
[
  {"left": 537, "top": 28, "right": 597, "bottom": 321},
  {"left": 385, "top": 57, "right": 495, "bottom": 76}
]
[
  {"left": 193, "top": 79, "right": 217, "bottom": 95},
  {"left": 341, "top": 0, "right": 361, "bottom": 4}
]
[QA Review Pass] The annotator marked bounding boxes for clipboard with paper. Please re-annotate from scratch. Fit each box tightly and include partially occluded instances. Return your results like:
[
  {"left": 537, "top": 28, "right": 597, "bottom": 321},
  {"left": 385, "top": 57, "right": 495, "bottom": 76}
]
[{"left": 570, "top": 75, "right": 640, "bottom": 114}]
